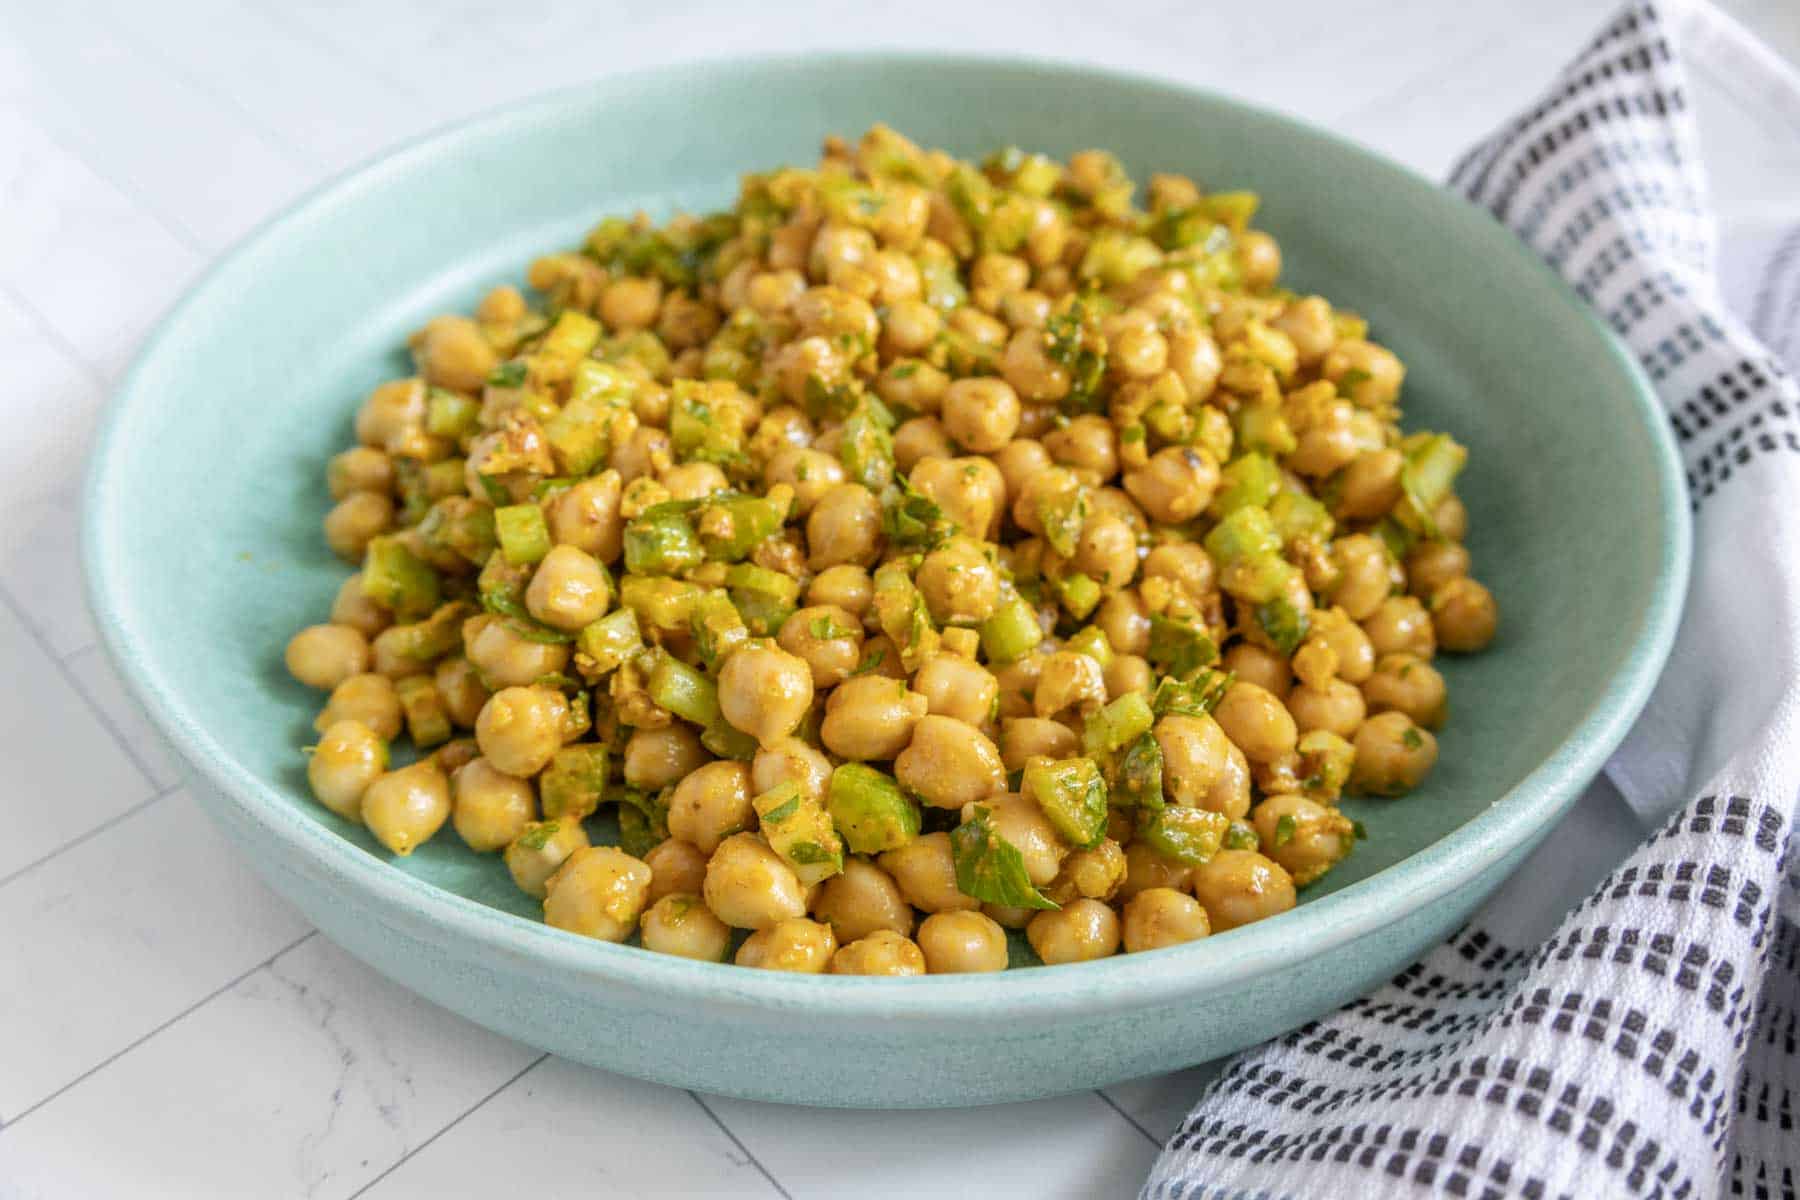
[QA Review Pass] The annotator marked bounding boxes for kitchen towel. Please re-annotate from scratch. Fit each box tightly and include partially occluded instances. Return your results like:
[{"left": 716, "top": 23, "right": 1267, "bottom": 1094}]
[{"left": 1145, "top": 2, "right": 1800, "bottom": 1197}]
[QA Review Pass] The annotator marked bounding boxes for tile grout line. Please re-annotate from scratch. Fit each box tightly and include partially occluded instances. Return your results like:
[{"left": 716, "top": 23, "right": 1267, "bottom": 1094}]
[
  {"left": 1095, "top": 1089, "right": 1165, "bottom": 1150},
  {"left": 0, "top": 278, "right": 109, "bottom": 386},
  {"left": 0, "top": 781, "right": 179, "bottom": 892},
  {"left": 0, "top": 582, "right": 166, "bottom": 796},
  {"left": 687, "top": 1092, "right": 795, "bottom": 1199},
  {"left": 0, "top": 928, "right": 318, "bottom": 1130},
  {"left": 344, "top": 1053, "right": 550, "bottom": 1198}
]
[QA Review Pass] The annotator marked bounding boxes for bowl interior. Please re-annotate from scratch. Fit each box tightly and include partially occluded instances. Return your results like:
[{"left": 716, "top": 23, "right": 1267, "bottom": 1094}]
[{"left": 88, "top": 57, "right": 1683, "bottom": 972}]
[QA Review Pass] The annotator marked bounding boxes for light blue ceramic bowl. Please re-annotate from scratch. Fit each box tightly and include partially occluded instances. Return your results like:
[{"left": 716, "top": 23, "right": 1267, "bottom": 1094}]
[{"left": 84, "top": 54, "right": 1687, "bottom": 1108}]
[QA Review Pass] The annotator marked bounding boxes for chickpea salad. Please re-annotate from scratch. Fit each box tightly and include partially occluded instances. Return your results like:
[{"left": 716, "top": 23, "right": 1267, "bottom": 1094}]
[{"left": 288, "top": 125, "right": 1499, "bottom": 976}]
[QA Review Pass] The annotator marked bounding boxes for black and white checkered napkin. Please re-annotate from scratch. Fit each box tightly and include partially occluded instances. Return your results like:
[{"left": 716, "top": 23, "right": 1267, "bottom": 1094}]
[{"left": 1146, "top": 3, "right": 1800, "bottom": 1196}]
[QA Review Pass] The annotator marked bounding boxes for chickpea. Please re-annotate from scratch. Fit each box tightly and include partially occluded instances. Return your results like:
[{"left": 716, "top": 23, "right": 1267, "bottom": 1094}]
[
  {"left": 1000, "top": 328, "right": 1071, "bottom": 402},
  {"left": 328, "top": 446, "right": 394, "bottom": 499},
  {"left": 909, "top": 455, "right": 1006, "bottom": 541},
  {"left": 992, "top": 652, "right": 1046, "bottom": 721},
  {"left": 1190, "top": 849, "right": 1297, "bottom": 932},
  {"left": 1104, "top": 653, "right": 1153, "bottom": 700},
  {"left": 1431, "top": 578, "right": 1498, "bottom": 653},
  {"left": 869, "top": 250, "right": 923, "bottom": 303},
  {"left": 1124, "top": 445, "right": 1220, "bottom": 524},
  {"left": 704, "top": 832, "right": 809, "bottom": 929},
  {"left": 941, "top": 378, "right": 1021, "bottom": 453},
  {"left": 1213, "top": 681, "right": 1299, "bottom": 763},
  {"left": 1027, "top": 899, "right": 1121, "bottom": 965},
  {"left": 324, "top": 491, "right": 395, "bottom": 561},
  {"left": 1033, "top": 650, "right": 1107, "bottom": 721},
  {"left": 640, "top": 893, "right": 733, "bottom": 962},
  {"left": 368, "top": 622, "right": 432, "bottom": 681},
  {"left": 750, "top": 738, "right": 834, "bottom": 805},
  {"left": 1074, "top": 515, "right": 1138, "bottom": 590},
  {"left": 1166, "top": 327, "right": 1221, "bottom": 402},
  {"left": 449, "top": 757, "right": 537, "bottom": 852},
  {"left": 413, "top": 316, "right": 496, "bottom": 393},
  {"left": 1406, "top": 540, "right": 1470, "bottom": 599},
  {"left": 1209, "top": 741, "right": 1253, "bottom": 820},
  {"left": 747, "top": 269, "right": 805, "bottom": 314},
  {"left": 893, "top": 416, "right": 954, "bottom": 471},
  {"left": 285, "top": 623, "right": 370, "bottom": 691},
  {"left": 1434, "top": 494, "right": 1469, "bottom": 542},
  {"left": 1096, "top": 590, "right": 1151, "bottom": 656},
  {"left": 998, "top": 717, "right": 1078, "bottom": 772},
  {"left": 599, "top": 276, "right": 663, "bottom": 331},
  {"left": 765, "top": 445, "right": 846, "bottom": 518},
  {"left": 1332, "top": 448, "right": 1404, "bottom": 521},
  {"left": 1329, "top": 534, "right": 1402, "bottom": 622},
  {"left": 361, "top": 760, "right": 451, "bottom": 856},
  {"left": 666, "top": 760, "right": 755, "bottom": 855},
  {"left": 914, "top": 654, "right": 998, "bottom": 727},
  {"left": 806, "top": 483, "right": 884, "bottom": 569},
  {"left": 1122, "top": 888, "right": 1212, "bottom": 952},
  {"left": 1364, "top": 595, "right": 1436, "bottom": 660},
  {"left": 433, "top": 657, "right": 489, "bottom": 729},
  {"left": 1252, "top": 794, "right": 1355, "bottom": 887},
  {"left": 979, "top": 792, "right": 1069, "bottom": 886},
  {"left": 548, "top": 474, "right": 625, "bottom": 563},
  {"left": 504, "top": 818, "right": 589, "bottom": 898},
  {"left": 717, "top": 641, "right": 814, "bottom": 748},
  {"left": 315, "top": 673, "right": 403, "bottom": 740},
  {"left": 623, "top": 724, "right": 707, "bottom": 791},
  {"left": 523, "top": 545, "right": 610, "bottom": 632},
  {"left": 474, "top": 686, "right": 566, "bottom": 777},
  {"left": 1352, "top": 711, "right": 1438, "bottom": 796},
  {"left": 1222, "top": 642, "right": 1290, "bottom": 700},
  {"left": 1044, "top": 839, "right": 1127, "bottom": 905},
  {"left": 308, "top": 719, "right": 387, "bottom": 820},
  {"left": 1323, "top": 340, "right": 1405, "bottom": 410},
  {"left": 894, "top": 715, "right": 1006, "bottom": 810},
  {"left": 1271, "top": 296, "right": 1336, "bottom": 367},
  {"left": 879, "top": 832, "right": 977, "bottom": 913},
  {"left": 1044, "top": 416, "right": 1118, "bottom": 487},
  {"left": 544, "top": 846, "right": 653, "bottom": 942},
  {"left": 736, "top": 917, "right": 836, "bottom": 973},
  {"left": 880, "top": 298, "right": 942, "bottom": 358},
  {"left": 1236, "top": 231, "right": 1282, "bottom": 291},
  {"left": 643, "top": 838, "right": 710, "bottom": 905},
  {"left": 915, "top": 536, "right": 1000, "bottom": 626},
  {"left": 661, "top": 461, "right": 729, "bottom": 503},
  {"left": 355, "top": 378, "right": 424, "bottom": 450},
  {"left": 916, "top": 910, "right": 1009, "bottom": 973},
  {"left": 329, "top": 573, "right": 391, "bottom": 639},
  {"left": 831, "top": 930, "right": 927, "bottom": 976},
  {"left": 1118, "top": 839, "right": 1193, "bottom": 902},
  {"left": 465, "top": 617, "right": 572, "bottom": 689},
  {"left": 812, "top": 857, "right": 915, "bottom": 942},
  {"left": 611, "top": 425, "right": 673, "bottom": 484},
  {"left": 1286, "top": 678, "right": 1368, "bottom": 738},
  {"left": 1309, "top": 607, "right": 1376, "bottom": 684},
  {"left": 990, "top": 439, "right": 1052, "bottom": 509},
  {"left": 1111, "top": 322, "right": 1168, "bottom": 381},
  {"left": 1154, "top": 713, "right": 1230, "bottom": 806},
  {"left": 1363, "top": 653, "right": 1447, "bottom": 728},
  {"left": 806, "top": 565, "right": 873, "bottom": 617},
  {"left": 877, "top": 358, "right": 949, "bottom": 415},
  {"left": 821, "top": 675, "right": 928, "bottom": 761}
]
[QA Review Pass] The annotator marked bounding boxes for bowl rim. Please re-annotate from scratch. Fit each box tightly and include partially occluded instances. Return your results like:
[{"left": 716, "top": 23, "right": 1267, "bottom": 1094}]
[{"left": 83, "top": 49, "right": 1690, "bottom": 1020}]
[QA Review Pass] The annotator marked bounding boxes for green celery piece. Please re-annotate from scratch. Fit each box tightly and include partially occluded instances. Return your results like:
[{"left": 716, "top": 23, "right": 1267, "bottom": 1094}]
[
  {"left": 689, "top": 590, "right": 749, "bottom": 669},
  {"left": 881, "top": 480, "right": 955, "bottom": 550},
  {"left": 1022, "top": 758, "right": 1109, "bottom": 849},
  {"left": 537, "top": 310, "right": 601, "bottom": 368},
  {"left": 754, "top": 781, "right": 845, "bottom": 886},
  {"left": 1205, "top": 191, "right": 1259, "bottom": 233},
  {"left": 495, "top": 504, "right": 551, "bottom": 566},
  {"left": 615, "top": 787, "right": 671, "bottom": 858},
  {"left": 700, "top": 716, "right": 758, "bottom": 761},
  {"left": 1398, "top": 433, "right": 1467, "bottom": 535},
  {"left": 979, "top": 596, "right": 1043, "bottom": 665},
  {"left": 542, "top": 392, "right": 616, "bottom": 476},
  {"left": 622, "top": 511, "right": 704, "bottom": 576},
  {"left": 395, "top": 675, "right": 451, "bottom": 748},
  {"left": 1116, "top": 732, "right": 1165, "bottom": 811},
  {"left": 949, "top": 806, "right": 1058, "bottom": 910},
  {"left": 1268, "top": 490, "right": 1334, "bottom": 547},
  {"left": 620, "top": 576, "right": 704, "bottom": 632},
  {"left": 646, "top": 653, "right": 720, "bottom": 727},
  {"left": 540, "top": 744, "right": 609, "bottom": 820},
  {"left": 1082, "top": 692, "right": 1153, "bottom": 758},
  {"left": 695, "top": 495, "right": 783, "bottom": 562},
  {"left": 1254, "top": 595, "right": 1310, "bottom": 656},
  {"left": 360, "top": 535, "right": 440, "bottom": 621},
  {"left": 1223, "top": 820, "right": 1260, "bottom": 851},
  {"left": 839, "top": 403, "right": 896, "bottom": 492},
  {"left": 1138, "top": 806, "right": 1230, "bottom": 865},
  {"left": 1055, "top": 572, "right": 1102, "bottom": 620},
  {"left": 1152, "top": 670, "right": 1233, "bottom": 718},
  {"left": 1064, "top": 625, "right": 1114, "bottom": 669},
  {"left": 1147, "top": 614, "right": 1218, "bottom": 677},
  {"left": 382, "top": 601, "right": 470, "bottom": 663},
  {"left": 1203, "top": 505, "right": 1280, "bottom": 567},
  {"left": 826, "top": 764, "right": 920, "bottom": 855},
  {"left": 425, "top": 388, "right": 480, "bottom": 439},
  {"left": 1037, "top": 484, "right": 1088, "bottom": 559},
  {"left": 1209, "top": 453, "right": 1282, "bottom": 519},
  {"left": 871, "top": 562, "right": 938, "bottom": 671},
  {"left": 418, "top": 497, "right": 496, "bottom": 567},
  {"left": 576, "top": 608, "right": 642, "bottom": 675}
]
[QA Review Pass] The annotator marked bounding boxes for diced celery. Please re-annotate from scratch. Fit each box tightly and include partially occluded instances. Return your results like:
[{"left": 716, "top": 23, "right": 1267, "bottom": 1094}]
[
  {"left": 1037, "top": 484, "right": 1088, "bottom": 559},
  {"left": 701, "top": 716, "right": 759, "bottom": 761},
  {"left": 949, "top": 806, "right": 1057, "bottom": 910},
  {"left": 622, "top": 511, "right": 704, "bottom": 575},
  {"left": 540, "top": 744, "right": 609, "bottom": 820},
  {"left": 1138, "top": 806, "right": 1230, "bottom": 865},
  {"left": 695, "top": 494, "right": 784, "bottom": 562},
  {"left": 826, "top": 763, "right": 920, "bottom": 855},
  {"left": 1398, "top": 433, "right": 1467, "bottom": 536},
  {"left": 1268, "top": 491, "right": 1334, "bottom": 547},
  {"left": 542, "top": 392, "right": 617, "bottom": 476},
  {"left": 381, "top": 601, "right": 471, "bottom": 663},
  {"left": 647, "top": 653, "right": 719, "bottom": 727},
  {"left": 1116, "top": 732, "right": 1165, "bottom": 810},
  {"left": 360, "top": 535, "right": 440, "bottom": 621},
  {"left": 754, "top": 781, "right": 845, "bottom": 886},
  {"left": 839, "top": 402, "right": 896, "bottom": 492},
  {"left": 1055, "top": 572, "right": 1102, "bottom": 620},
  {"left": 871, "top": 562, "right": 938, "bottom": 671},
  {"left": 1023, "top": 758, "right": 1109, "bottom": 849},
  {"left": 425, "top": 388, "right": 480, "bottom": 439},
  {"left": 576, "top": 608, "right": 642, "bottom": 675},
  {"left": 689, "top": 590, "right": 749, "bottom": 669},
  {"left": 1147, "top": 614, "right": 1217, "bottom": 677},
  {"left": 1082, "top": 691, "right": 1153, "bottom": 758},
  {"left": 980, "top": 596, "right": 1043, "bottom": 665},
  {"left": 1064, "top": 625, "right": 1114, "bottom": 669},
  {"left": 1203, "top": 505, "right": 1280, "bottom": 567},
  {"left": 418, "top": 497, "right": 496, "bottom": 567},
  {"left": 538, "top": 310, "right": 601, "bottom": 370},
  {"left": 619, "top": 576, "right": 702, "bottom": 634},
  {"left": 1152, "top": 670, "right": 1233, "bottom": 718},
  {"left": 1210, "top": 453, "right": 1282, "bottom": 519},
  {"left": 495, "top": 504, "right": 551, "bottom": 566},
  {"left": 395, "top": 675, "right": 452, "bottom": 749}
]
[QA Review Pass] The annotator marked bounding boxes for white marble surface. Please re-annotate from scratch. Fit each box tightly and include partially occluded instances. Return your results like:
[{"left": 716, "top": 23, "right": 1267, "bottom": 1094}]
[{"left": 0, "top": 2, "right": 1794, "bottom": 1196}]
